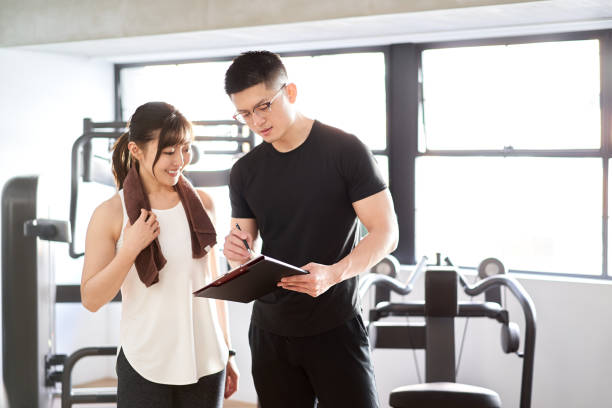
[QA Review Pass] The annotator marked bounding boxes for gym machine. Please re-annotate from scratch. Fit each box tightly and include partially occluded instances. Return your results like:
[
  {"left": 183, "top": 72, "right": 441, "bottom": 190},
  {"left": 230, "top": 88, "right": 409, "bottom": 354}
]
[
  {"left": 1, "top": 118, "right": 254, "bottom": 408},
  {"left": 2, "top": 175, "right": 71, "bottom": 408},
  {"left": 360, "top": 255, "right": 536, "bottom": 408}
]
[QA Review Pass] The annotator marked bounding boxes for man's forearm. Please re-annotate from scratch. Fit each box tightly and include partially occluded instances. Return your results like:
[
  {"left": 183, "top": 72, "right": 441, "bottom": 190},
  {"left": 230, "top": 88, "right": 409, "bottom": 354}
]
[{"left": 333, "top": 226, "right": 399, "bottom": 283}]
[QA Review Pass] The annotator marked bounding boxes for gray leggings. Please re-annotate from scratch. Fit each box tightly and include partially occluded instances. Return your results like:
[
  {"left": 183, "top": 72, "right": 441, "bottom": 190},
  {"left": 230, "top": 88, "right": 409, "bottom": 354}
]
[{"left": 116, "top": 348, "right": 225, "bottom": 408}]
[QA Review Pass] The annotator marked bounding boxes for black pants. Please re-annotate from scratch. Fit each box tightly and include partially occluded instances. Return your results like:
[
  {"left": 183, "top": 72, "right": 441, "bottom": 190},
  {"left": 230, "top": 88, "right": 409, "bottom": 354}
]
[
  {"left": 249, "top": 315, "right": 380, "bottom": 408},
  {"left": 116, "top": 348, "right": 225, "bottom": 408}
]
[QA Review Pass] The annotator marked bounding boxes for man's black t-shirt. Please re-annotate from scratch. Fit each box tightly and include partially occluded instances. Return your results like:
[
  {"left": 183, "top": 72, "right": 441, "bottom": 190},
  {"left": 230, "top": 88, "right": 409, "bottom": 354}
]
[{"left": 229, "top": 120, "right": 387, "bottom": 336}]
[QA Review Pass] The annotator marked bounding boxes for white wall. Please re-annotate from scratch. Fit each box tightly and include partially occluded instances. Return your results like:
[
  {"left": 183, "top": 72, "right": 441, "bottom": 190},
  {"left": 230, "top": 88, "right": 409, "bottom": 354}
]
[{"left": 0, "top": 48, "right": 115, "bottom": 384}]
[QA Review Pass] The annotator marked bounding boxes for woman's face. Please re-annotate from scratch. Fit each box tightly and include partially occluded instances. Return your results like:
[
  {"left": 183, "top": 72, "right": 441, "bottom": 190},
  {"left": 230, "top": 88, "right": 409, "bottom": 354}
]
[{"left": 134, "top": 130, "right": 193, "bottom": 188}]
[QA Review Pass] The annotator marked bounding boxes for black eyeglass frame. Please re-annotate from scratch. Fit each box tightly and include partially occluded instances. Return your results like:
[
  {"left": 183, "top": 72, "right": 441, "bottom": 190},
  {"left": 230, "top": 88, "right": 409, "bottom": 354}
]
[{"left": 232, "top": 84, "right": 287, "bottom": 124}]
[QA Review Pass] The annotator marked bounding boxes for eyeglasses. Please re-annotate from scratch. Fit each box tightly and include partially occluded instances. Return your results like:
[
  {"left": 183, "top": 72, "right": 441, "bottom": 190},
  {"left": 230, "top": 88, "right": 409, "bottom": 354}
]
[{"left": 233, "top": 84, "right": 287, "bottom": 124}]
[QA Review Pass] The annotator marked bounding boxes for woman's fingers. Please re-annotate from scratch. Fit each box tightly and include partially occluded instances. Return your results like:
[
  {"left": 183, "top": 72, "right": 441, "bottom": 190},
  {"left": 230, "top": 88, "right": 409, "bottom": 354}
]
[{"left": 145, "top": 211, "right": 157, "bottom": 225}]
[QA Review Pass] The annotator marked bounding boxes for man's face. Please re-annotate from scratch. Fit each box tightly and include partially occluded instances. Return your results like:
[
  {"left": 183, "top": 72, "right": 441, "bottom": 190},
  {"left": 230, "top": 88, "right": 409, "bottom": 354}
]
[{"left": 230, "top": 82, "right": 293, "bottom": 144}]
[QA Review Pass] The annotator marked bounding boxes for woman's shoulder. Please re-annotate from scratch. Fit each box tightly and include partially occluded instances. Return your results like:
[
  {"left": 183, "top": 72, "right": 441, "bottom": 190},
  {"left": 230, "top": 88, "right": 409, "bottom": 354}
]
[
  {"left": 95, "top": 192, "right": 123, "bottom": 216},
  {"left": 89, "top": 193, "right": 124, "bottom": 240},
  {"left": 195, "top": 189, "right": 214, "bottom": 213}
]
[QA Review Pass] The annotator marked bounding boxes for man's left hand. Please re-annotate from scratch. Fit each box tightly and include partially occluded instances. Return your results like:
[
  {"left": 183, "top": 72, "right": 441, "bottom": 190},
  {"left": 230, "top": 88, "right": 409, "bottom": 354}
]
[{"left": 277, "top": 262, "right": 342, "bottom": 297}]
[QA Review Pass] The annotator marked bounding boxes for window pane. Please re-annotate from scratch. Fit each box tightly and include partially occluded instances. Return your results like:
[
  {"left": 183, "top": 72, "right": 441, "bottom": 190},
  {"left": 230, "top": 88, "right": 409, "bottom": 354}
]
[
  {"left": 120, "top": 52, "right": 387, "bottom": 151},
  {"left": 283, "top": 53, "right": 387, "bottom": 150},
  {"left": 120, "top": 61, "right": 234, "bottom": 121},
  {"left": 374, "top": 154, "right": 389, "bottom": 186},
  {"left": 421, "top": 40, "right": 601, "bottom": 150},
  {"left": 415, "top": 157, "right": 602, "bottom": 275}
]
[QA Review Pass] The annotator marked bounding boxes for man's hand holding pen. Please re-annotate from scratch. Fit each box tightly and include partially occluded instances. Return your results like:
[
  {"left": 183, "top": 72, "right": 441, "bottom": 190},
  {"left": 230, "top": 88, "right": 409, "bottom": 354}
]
[
  {"left": 223, "top": 222, "right": 345, "bottom": 298},
  {"left": 223, "top": 224, "right": 255, "bottom": 266}
]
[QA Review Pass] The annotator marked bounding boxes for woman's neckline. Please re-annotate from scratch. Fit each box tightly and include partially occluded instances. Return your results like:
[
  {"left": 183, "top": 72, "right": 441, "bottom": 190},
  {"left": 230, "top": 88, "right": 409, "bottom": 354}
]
[{"left": 151, "top": 199, "right": 182, "bottom": 212}]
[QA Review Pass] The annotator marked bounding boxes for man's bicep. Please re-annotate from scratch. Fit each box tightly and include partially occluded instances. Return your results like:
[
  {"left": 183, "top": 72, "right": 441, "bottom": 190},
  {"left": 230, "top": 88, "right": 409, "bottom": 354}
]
[
  {"left": 352, "top": 189, "right": 397, "bottom": 232},
  {"left": 229, "top": 163, "right": 255, "bottom": 219},
  {"left": 343, "top": 138, "right": 387, "bottom": 203}
]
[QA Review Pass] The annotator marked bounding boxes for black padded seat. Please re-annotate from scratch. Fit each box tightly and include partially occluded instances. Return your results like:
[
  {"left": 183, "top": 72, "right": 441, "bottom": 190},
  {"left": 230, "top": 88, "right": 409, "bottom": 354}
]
[{"left": 389, "top": 382, "right": 502, "bottom": 408}]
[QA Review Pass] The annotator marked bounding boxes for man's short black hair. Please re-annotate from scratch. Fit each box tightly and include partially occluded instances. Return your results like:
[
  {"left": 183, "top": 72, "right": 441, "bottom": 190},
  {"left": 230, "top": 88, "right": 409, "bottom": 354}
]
[{"left": 224, "top": 50, "right": 288, "bottom": 95}]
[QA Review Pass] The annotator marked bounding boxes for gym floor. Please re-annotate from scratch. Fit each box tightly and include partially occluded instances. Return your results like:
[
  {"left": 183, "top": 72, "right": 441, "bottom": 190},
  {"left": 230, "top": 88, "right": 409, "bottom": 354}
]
[
  {"left": 51, "top": 378, "right": 256, "bottom": 408},
  {"left": 51, "top": 398, "right": 256, "bottom": 407}
]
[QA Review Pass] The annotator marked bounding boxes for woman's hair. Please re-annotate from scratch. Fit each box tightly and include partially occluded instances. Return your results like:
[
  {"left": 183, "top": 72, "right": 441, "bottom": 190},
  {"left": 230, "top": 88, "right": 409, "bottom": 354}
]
[
  {"left": 224, "top": 50, "right": 288, "bottom": 95},
  {"left": 111, "top": 102, "right": 193, "bottom": 189}
]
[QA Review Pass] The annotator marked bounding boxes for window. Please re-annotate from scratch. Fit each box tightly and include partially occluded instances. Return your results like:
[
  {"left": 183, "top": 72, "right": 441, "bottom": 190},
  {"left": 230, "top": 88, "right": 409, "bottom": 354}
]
[
  {"left": 415, "top": 157, "right": 602, "bottom": 275},
  {"left": 118, "top": 50, "right": 388, "bottom": 241},
  {"left": 416, "top": 38, "right": 606, "bottom": 277},
  {"left": 420, "top": 40, "right": 600, "bottom": 151}
]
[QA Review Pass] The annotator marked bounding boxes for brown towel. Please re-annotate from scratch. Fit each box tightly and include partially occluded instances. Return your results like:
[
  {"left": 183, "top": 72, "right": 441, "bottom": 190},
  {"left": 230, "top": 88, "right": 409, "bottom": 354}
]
[{"left": 123, "top": 166, "right": 217, "bottom": 287}]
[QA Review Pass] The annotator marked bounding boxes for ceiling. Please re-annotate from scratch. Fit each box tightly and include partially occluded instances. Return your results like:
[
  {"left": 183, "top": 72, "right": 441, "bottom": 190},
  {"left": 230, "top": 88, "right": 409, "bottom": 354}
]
[{"left": 14, "top": 0, "right": 612, "bottom": 63}]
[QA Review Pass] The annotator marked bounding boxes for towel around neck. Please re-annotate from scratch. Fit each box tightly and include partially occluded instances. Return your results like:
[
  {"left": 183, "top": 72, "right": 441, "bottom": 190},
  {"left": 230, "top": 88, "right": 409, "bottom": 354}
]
[{"left": 122, "top": 166, "right": 217, "bottom": 287}]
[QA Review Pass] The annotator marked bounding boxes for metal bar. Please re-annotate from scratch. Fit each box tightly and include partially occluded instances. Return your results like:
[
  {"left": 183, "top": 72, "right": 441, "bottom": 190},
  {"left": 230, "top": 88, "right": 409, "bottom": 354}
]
[
  {"left": 418, "top": 30, "right": 608, "bottom": 51},
  {"left": 192, "top": 120, "right": 244, "bottom": 126},
  {"left": 56, "top": 285, "right": 121, "bottom": 303},
  {"left": 91, "top": 119, "right": 239, "bottom": 128},
  {"left": 358, "top": 256, "right": 427, "bottom": 299},
  {"left": 61, "top": 347, "right": 118, "bottom": 408},
  {"left": 374, "top": 301, "right": 503, "bottom": 320},
  {"left": 183, "top": 169, "right": 230, "bottom": 188},
  {"left": 601, "top": 32, "right": 612, "bottom": 277},
  {"left": 73, "top": 132, "right": 250, "bottom": 145},
  {"left": 509, "top": 269, "right": 612, "bottom": 281},
  {"left": 200, "top": 150, "right": 243, "bottom": 155},
  {"left": 425, "top": 317, "right": 455, "bottom": 382},
  {"left": 454, "top": 265, "right": 612, "bottom": 281},
  {"left": 461, "top": 275, "right": 536, "bottom": 408},
  {"left": 114, "top": 65, "right": 122, "bottom": 122},
  {"left": 193, "top": 136, "right": 251, "bottom": 142},
  {"left": 371, "top": 322, "right": 426, "bottom": 349},
  {"left": 420, "top": 149, "right": 603, "bottom": 158},
  {"left": 388, "top": 43, "right": 419, "bottom": 264}
]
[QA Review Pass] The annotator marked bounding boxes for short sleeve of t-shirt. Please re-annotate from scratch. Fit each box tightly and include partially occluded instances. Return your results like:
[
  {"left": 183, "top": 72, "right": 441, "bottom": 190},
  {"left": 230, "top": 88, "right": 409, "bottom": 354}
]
[
  {"left": 338, "top": 134, "right": 387, "bottom": 203},
  {"left": 229, "top": 161, "right": 255, "bottom": 218}
]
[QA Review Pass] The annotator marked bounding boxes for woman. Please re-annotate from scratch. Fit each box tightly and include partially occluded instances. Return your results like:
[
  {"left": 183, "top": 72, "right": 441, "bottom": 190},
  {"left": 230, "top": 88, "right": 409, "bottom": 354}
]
[{"left": 81, "top": 101, "right": 238, "bottom": 407}]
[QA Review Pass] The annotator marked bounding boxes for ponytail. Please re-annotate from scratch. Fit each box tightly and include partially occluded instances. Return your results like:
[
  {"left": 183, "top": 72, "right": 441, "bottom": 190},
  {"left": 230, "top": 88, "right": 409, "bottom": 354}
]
[{"left": 111, "top": 132, "right": 133, "bottom": 189}]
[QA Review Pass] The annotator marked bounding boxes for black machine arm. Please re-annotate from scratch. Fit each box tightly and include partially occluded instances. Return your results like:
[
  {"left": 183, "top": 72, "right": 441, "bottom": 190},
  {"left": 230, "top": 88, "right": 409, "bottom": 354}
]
[
  {"left": 69, "top": 132, "right": 121, "bottom": 258},
  {"left": 359, "top": 256, "right": 428, "bottom": 299},
  {"left": 460, "top": 274, "right": 536, "bottom": 408},
  {"left": 60, "top": 347, "right": 118, "bottom": 408}
]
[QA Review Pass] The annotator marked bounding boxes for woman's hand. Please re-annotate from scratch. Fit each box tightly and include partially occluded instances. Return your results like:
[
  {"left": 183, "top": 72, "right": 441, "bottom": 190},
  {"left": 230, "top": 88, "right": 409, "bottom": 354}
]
[
  {"left": 224, "top": 357, "right": 239, "bottom": 398},
  {"left": 121, "top": 209, "right": 160, "bottom": 257}
]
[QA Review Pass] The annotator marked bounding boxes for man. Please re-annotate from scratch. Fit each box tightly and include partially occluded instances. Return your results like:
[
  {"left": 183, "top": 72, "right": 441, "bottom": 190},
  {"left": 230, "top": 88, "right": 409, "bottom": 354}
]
[{"left": 222, "top": 50, "right": 398, "bottom": 408}]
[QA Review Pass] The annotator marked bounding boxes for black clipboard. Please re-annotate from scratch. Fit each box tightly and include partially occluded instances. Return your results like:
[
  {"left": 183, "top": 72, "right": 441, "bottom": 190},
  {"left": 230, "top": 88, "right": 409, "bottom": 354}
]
[{"left": 193, "top": 255, "right": 309, "bottom": 303}]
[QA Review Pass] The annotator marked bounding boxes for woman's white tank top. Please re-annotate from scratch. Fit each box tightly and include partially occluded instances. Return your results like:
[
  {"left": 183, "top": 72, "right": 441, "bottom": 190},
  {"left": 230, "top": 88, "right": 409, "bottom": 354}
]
[{"left": 116, "top": 190, "right": 227, "bottom": 385}]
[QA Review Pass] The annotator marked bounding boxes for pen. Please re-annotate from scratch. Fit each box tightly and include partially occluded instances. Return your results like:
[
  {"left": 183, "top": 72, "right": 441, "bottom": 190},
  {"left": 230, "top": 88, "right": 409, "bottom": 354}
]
[{"left": 235, "top": 223, "right": 252, "bottom": 254}]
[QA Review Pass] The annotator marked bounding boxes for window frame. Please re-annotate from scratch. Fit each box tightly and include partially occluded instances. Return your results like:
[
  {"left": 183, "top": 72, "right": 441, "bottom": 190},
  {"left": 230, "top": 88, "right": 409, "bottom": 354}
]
[
  {"left": 414, "top": 30, "right": 612, "bottom": 280},
  {"left": 113, "top": 29, "right": 612, "bottom": 280}
]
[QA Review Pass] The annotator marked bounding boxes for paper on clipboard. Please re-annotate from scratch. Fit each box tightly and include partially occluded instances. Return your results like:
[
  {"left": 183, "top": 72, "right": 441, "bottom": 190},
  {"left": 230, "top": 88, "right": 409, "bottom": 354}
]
[{"left": 193, "top": 255, "right": 308, "bottom": 303}]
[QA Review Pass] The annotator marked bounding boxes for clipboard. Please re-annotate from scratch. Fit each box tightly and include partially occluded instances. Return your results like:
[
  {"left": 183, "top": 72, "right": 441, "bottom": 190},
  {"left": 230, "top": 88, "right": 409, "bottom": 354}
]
[{"left": 193, "top": 255, "right": 309, "bottom": 303}]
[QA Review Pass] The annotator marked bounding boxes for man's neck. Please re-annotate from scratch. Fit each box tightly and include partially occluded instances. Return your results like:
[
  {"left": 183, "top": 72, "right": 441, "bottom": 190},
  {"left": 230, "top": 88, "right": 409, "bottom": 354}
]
[{"left": 271, "top": 114, "right": 314, "bottom": 153}]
